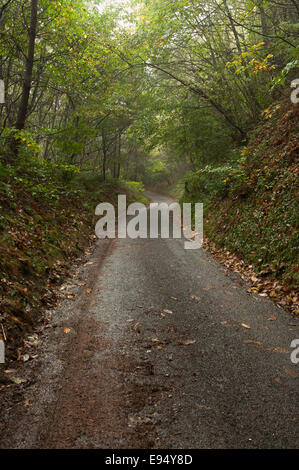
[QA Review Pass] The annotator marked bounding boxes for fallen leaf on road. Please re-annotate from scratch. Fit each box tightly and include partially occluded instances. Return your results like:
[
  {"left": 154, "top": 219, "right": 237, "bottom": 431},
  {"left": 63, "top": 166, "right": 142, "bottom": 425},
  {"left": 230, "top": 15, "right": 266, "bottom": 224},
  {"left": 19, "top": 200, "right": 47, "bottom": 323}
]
[
  {"left": 11, "top": 377, "right": 26, "bottom": 385},
  {"left": 245, "top": 340, "right": 289, "bottom": 354},
  {"left": 241, "top": 323, "right": 251, "bottom": 329},
  {"left": 86, "top": 289, "right": 92, "bottom": 294},
  {"left": 64, "top": 328, "right": 71, "bottom": 334},
  {"left": 244, "top": 340, "right": 262, "bottom": 345},
  {"left": 191, "top": 295, "right": 201, "bottom": 302},
  {"left": 163, "top": 309, "right": 173, "bottom": 314},
  {"left": 272, "top": 347, "right": 289, "bottom": 354},
  {"left": 285, "top": 369, "right": 297, "bottom": 378},
  {"left": 177, "top": 339, "right": 196, "bottom": 345},
  {"left": 267, "top": 316, "right": 277, "bottom": 321}
]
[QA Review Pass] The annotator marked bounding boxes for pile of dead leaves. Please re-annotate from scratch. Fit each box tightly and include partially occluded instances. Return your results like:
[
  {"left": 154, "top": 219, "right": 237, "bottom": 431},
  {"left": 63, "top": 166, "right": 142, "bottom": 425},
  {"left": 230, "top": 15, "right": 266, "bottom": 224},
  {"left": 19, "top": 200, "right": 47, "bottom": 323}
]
[{"left": 203, "top": 237, "right": 299, "bottom": 317}]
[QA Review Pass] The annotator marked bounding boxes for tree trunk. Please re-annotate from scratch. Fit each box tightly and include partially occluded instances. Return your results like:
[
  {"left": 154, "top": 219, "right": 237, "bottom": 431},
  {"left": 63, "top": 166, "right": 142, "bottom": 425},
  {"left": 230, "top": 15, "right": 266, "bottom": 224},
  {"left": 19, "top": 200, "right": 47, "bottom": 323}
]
[
  {"left": 223, "top": 0, "right": 242, "bottom": 56},
  {"left": 102, "top": 129, "right": 107, "bottom": 181},
  {"left": 258, "top": 2, "right": 270, "bottom": 48},
  {"left": 14, "top": 0, "right": 38, "bottom": 133},
  {"left": 117, "top": 130, "right": 121, "bottom": 178}
]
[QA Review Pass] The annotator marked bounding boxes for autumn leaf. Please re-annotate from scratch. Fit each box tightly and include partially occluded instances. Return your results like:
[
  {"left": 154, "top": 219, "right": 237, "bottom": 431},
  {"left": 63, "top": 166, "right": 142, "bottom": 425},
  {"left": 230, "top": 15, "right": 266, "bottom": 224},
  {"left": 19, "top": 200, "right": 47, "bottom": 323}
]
[
  {"left": 11, "top": 377, "right": 26, "bottom": 385},
  {"left": 244, "top": 340, "right": 262, "bottom": 345},
  {"left": 177, "top": 339, "right": 196, "bottom": 345},
  {"left": 272, "top": 347, "right": 289, "bottom": 354},
  {"left": 285, "top": 369, "right": 297, "bottom": 378}
]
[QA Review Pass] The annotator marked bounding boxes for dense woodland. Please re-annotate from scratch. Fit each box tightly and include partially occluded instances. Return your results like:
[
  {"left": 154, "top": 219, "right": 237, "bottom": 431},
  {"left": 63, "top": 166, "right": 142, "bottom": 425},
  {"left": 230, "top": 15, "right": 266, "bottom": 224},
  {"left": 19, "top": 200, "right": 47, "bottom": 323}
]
[
  {"left": 0, "top": 0, "right": 298, "bottom": 348},
  {"left": 0, "top": 0, "right": 297, "bottom": 179}
]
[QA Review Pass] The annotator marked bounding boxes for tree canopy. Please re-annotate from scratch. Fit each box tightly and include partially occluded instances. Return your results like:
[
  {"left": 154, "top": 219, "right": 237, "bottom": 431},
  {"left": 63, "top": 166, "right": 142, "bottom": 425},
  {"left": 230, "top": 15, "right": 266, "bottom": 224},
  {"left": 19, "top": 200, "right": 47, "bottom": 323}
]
[{"left": 0, "top": 0, "right": 298, "bottom": 182}]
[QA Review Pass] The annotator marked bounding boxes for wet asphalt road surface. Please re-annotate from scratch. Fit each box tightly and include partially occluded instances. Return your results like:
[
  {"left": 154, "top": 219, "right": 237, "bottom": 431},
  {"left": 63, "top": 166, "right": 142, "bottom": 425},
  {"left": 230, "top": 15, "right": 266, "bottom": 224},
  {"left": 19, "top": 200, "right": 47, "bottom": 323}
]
[{"left": 0, "top": 192, "right": 298, "bottom": 449}]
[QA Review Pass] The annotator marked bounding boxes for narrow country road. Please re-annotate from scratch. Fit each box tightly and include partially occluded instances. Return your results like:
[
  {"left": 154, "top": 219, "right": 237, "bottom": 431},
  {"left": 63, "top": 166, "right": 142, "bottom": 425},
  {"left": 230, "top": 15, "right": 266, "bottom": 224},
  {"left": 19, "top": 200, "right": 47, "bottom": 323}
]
[{"left": 1, "top": 193, "right": 298, "bottom": 449}]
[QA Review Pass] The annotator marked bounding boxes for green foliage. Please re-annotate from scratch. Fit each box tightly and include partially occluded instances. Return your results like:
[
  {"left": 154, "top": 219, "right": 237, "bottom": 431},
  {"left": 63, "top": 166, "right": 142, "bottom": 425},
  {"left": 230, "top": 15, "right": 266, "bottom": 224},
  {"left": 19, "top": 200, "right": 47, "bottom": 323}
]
[
  {"left": 182, "top": 95, "right": 298, "bottom": 286},
  {"left": 270, "top": 60, "right": 299, "bottom": 90},
  {"left": 123, "top": 180, "right": 147, "bottom": 204}
]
